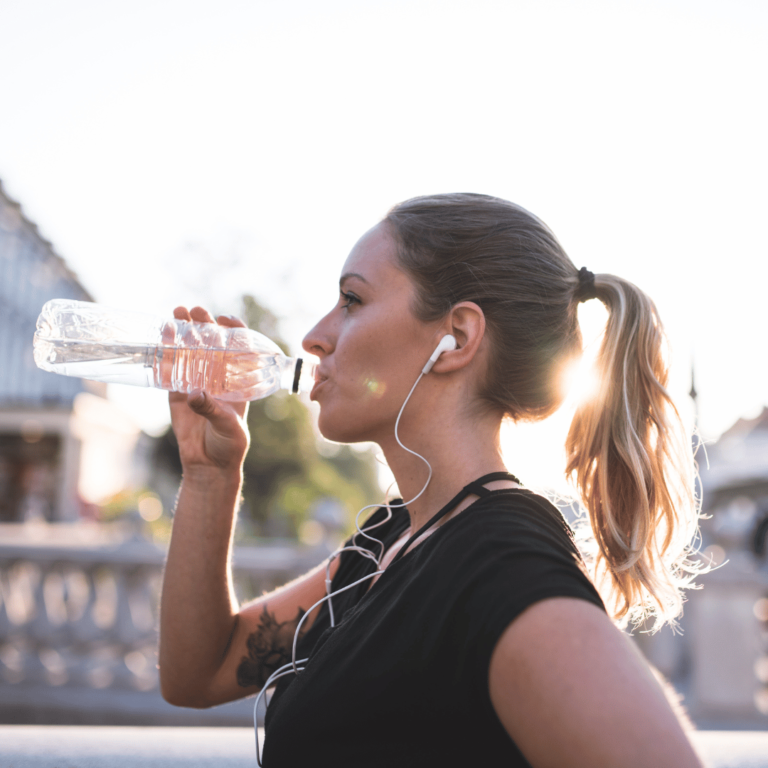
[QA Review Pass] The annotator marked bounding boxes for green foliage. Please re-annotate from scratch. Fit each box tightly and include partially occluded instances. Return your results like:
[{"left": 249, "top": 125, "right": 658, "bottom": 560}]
[
  {"left": 238, "top": 295, "right": 380, "bottom": 539},
  {"left": 100, "top": 488, "right": 143, "bottom": 521}
]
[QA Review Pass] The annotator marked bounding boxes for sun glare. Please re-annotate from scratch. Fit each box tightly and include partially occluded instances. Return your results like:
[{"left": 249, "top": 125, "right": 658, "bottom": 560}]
[
  {"left": 566, "top": 300, "right": 608, "bottom": 407},
  {"left": 562, "top": 355, "right": 600, "bottom": 409},
  {"left": 500, "top": 301, "right": 608, "bottom": 496}
]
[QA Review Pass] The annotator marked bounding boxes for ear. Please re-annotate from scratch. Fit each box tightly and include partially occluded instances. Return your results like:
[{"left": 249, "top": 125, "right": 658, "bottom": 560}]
[{"left": 429, "top": 302, "right": 486, "bottom": 374}]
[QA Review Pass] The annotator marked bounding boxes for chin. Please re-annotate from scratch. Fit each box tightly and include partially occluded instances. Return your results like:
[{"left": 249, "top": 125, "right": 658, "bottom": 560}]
[
  {"left": 317, "top": 409, "right": 378, "bottom": 446},
  {"left": 317, "top": 423, "right": 360, "bottom": 446}
]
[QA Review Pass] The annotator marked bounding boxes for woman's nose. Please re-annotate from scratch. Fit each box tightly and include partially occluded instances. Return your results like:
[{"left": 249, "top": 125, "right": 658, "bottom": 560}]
[{"left": 302, "top": 314, "right": 334, "bottom": 358}]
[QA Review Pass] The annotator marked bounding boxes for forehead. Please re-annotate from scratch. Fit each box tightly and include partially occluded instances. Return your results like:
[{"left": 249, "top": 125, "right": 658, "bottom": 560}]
[{"left": 340, "top": 222, "right": 407, "bottom": 285}]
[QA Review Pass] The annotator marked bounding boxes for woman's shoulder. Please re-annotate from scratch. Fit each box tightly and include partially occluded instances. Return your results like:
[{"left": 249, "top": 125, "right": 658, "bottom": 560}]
[
  {"left": 453, "top": 488, "right": 580, "bottom": 550},
  {"left": 428, "top": 489, "right": 606, "bottom": 702},
  {"left": 411, "top": 488, "right": 595, "bottom": 596},
  {"left": 433, "top": 488, "right": 604, "bottom": 606}
]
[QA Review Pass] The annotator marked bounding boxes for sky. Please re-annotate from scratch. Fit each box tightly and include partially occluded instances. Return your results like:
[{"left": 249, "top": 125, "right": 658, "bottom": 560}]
[{"left": 1, "top": 0, "right": 766, "bottom": 493}]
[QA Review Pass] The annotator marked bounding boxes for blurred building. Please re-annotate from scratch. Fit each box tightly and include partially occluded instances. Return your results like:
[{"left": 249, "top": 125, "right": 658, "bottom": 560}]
[
  {"left": 693, "top": 408, "right": 768, "bottom": 724},
  {"left": 703, "top": 408, "right": 768, "bottom": 505},
  {"left": 637, "top": 407, "right": 768, "bottom": 728},
  {"left": 0, "top": 182, "right": 344, "bottom": 725},
  {"left": 0, "top": 179, "right": 142, "bottom": 522}
]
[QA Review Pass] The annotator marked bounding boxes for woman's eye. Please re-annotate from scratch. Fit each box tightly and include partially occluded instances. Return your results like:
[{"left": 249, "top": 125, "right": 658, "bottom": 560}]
[{"left": 340, "top": 290, "right": 360, "bottom": 309}]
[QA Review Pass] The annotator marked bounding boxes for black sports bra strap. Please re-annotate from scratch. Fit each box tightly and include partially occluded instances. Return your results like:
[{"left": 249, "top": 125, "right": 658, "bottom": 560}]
[
  {"left": 463, "top": 472, "right": 523, "bottom": 498},
  {"left": 473, "top": 471, "right": 522, "bottom": 486},
  {"left": 389, "top": 471, "right": 521, "bottom": 566},
  {"left": 462, "top": 482, "right": 493, "bottom": 497}
]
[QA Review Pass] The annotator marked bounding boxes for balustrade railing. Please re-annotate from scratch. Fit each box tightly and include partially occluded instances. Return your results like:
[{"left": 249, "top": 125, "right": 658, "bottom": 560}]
[
  {"left": 0, "top": 522, "right": 325, "bottom": 725},
  {"left": 5, "top": 520, "right": 768, "bottom": 732}
]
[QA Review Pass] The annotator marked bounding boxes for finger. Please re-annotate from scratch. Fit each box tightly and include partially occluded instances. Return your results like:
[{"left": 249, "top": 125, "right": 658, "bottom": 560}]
[
  {"left": 190, "top": 306, "right": 215, "bottom": 324},
  {"left": 187, "top": 390, "right": 240, "bottom": 434},
  {"left": 173, "top": 306, "right": 192, "bottom": 321},
  {"left": 216, "top": 314, "right": 247, "bottom": 329},
  {"left": 187, "top": 391, "right": 248, "bottom": 420}
]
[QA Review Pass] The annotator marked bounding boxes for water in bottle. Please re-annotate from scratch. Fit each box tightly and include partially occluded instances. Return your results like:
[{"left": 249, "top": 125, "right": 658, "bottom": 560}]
[{"left": 33, "top": 299, "right": 316, "bottom": 401}]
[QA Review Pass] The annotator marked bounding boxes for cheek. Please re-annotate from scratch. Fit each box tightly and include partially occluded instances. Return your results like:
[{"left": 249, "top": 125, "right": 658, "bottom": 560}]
[
  {"left": 335, "top": 368, "right": 390, "bottom": 405},
  {"left": 363, "top": 377, "right": 388, "bottom": 398},
  {"left": 335, "top": 336, "right": 392, "bottom": 402}
]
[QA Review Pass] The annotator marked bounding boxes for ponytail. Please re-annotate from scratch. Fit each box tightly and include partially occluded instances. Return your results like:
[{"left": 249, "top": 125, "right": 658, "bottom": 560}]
[
  {"left": 565, "top": 274, "right": 703, "bottom": 629},
  {"left": 382, "top": 193, "right": 703, "bottom": 629}
]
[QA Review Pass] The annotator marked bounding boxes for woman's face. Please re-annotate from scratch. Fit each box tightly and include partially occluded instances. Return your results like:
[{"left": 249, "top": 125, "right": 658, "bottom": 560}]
[{"left": 302, "top": 222, "right": 438, "bottom": 444}]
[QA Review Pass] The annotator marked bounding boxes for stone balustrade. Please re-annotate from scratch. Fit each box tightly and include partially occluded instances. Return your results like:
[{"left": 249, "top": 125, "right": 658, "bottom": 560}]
[
  {"left": 0, "top": 522, "right": 326, "bottom": 726},
  {"left": 4, "top": 519, "right": 768, "bottom": 747}
]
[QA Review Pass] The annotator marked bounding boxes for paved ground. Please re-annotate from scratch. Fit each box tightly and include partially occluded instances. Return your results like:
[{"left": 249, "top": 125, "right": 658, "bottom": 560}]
[
  {"left": 0, "top": 726, "right": 258, "bottom": 767},
  {"left": 0, "top": 725, "right": 767, "bottom": 766}
]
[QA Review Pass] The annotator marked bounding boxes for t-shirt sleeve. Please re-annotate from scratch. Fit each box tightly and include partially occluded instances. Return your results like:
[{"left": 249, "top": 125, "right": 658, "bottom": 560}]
[{"left": 444, "top": 497, "right": 606, "bottom": 716}]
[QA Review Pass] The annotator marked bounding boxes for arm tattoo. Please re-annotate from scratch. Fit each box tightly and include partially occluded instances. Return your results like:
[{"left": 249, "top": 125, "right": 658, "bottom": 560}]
[{"left": 236, "top": 605, "right": 306, "bottom": 688}]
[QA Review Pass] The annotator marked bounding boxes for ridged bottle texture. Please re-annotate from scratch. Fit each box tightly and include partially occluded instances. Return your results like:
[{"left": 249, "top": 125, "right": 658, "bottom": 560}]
[{"left": 33, "top": 300, "right": 315, "bottom": 401}]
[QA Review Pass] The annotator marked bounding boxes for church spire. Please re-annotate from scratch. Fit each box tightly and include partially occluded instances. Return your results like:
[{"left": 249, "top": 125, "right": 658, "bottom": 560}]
[{"left": 689, "top": 357, "right": 699, "bottom": 431}]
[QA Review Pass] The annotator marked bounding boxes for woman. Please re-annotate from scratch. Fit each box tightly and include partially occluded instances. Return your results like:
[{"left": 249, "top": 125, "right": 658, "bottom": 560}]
[{"left": 159, "top": 193, "right": 704, "bottom": 766}]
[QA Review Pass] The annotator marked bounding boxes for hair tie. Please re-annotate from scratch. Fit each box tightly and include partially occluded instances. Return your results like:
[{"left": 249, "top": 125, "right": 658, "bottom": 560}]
[{"left": 575, "top": 267, "right": 597, "bottom": 303}]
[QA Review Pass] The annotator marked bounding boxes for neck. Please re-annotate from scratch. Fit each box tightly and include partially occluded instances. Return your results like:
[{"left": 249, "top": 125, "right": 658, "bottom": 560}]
[{"left": 376, "top": 393, "right": 508, "bottom": 533}]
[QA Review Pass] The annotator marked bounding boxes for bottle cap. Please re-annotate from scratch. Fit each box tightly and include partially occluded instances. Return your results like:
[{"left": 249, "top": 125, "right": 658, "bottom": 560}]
[{"left": 293, "top": 357, "right": 318, "bottom": 394}]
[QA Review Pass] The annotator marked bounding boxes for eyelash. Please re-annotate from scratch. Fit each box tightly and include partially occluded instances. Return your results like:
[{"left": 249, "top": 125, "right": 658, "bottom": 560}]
[{"left": 340, "top": 290, "right": 360, "bottom": 309}]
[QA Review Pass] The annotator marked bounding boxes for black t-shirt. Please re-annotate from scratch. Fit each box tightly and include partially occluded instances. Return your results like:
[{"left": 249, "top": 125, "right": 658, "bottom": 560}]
[{"left": 263, "top": 488, "right": 605, "bottom": 767}]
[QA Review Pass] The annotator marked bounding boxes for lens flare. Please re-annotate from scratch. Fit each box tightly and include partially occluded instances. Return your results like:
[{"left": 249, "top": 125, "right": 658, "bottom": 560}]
[{"left": 365, "top": 378, "right": 386, "bottom": 397}]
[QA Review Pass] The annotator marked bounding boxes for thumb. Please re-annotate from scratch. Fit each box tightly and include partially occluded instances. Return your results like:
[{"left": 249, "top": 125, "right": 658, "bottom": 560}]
[{"left": 187, "top": 390, "right": 238, "bottom": 434}]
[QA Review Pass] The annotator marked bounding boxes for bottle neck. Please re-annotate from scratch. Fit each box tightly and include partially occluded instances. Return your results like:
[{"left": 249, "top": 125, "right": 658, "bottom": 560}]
[{"left": 280, "top": 357, "right": 317, "bottom": 394}]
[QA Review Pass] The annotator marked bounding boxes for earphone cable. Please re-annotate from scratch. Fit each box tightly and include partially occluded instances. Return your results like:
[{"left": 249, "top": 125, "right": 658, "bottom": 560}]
[
  {"left": 256, "top": 367, "right": 434, "bottom": 764},
  {"left": 325, "top": 372, "right": 431, "bottom": 626}
]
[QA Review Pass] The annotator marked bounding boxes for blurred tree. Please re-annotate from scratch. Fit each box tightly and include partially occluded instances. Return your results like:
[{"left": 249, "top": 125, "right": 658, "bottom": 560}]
[{"left": 154, "top": 294, "right": 380, "bottom": 541}]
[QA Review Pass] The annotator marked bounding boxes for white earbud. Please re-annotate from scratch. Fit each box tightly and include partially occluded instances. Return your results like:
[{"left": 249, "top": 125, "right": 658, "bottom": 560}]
[{"left": 422, "top": 334, "right": 457, "bottom": 374}]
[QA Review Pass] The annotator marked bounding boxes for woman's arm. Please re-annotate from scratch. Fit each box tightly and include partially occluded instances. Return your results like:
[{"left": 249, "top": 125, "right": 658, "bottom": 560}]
[
  {"left": 157, "top": 305, "right": 335, "bottom": 708},
  {"left": 489, "top": 597, "right": 704, "bottom": 768},
  {"left": 160, "top": 474, "right": 336, "bottom": 707}
]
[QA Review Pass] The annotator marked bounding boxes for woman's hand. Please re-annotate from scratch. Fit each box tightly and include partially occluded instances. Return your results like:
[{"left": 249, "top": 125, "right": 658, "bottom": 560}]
[{"left": 168, "top": 306, "right": 251, "bottom": 474}]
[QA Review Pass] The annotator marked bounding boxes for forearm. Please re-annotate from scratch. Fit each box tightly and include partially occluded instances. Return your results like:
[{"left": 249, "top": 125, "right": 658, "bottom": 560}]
[{"left": 159, "top": 467, "right": 243, "bottom": 706}]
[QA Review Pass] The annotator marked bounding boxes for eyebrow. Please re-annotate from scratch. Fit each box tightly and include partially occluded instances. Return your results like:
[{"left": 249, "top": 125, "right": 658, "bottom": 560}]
[{"left": 339, "top": 272, "right": 369, "bottom": 288}]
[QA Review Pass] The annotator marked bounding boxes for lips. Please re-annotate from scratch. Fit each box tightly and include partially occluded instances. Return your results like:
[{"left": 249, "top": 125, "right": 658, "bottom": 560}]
[{"left": 310, "top": 369, "right": 329, "bottom": 401}]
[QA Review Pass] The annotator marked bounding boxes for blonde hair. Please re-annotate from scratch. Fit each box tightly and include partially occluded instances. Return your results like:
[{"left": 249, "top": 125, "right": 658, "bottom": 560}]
[
  {"left": 564, "top": 274, "right": 702, "bottom": 629},
  {"left": 385, "top": 193, "right": 702, "bottom": 629}
]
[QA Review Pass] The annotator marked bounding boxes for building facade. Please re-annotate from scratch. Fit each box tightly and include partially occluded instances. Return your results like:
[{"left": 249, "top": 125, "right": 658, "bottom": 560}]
[
  {"left": 635, "top": 407, "right": 768, "bottom": 727},
  {"left": 0, "top": 180, "right": 95, "bottom": 522}
]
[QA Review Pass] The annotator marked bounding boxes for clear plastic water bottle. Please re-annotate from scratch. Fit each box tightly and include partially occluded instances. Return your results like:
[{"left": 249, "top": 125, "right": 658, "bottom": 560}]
[{"left": 33, "top": 299, "right": 317, "bottom": 401}]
